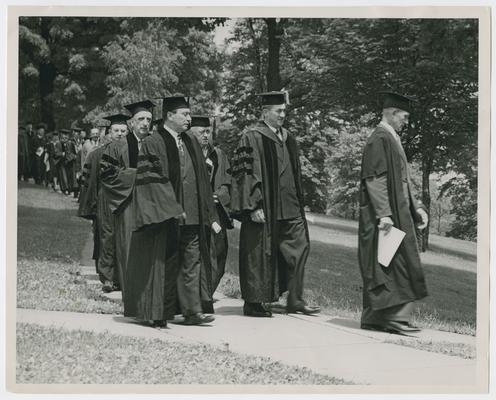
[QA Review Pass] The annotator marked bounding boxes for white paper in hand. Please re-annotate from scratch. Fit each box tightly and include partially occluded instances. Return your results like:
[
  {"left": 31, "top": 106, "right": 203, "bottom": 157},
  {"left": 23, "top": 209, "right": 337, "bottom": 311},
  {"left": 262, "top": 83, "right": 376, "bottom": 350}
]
[{"left": 378, "top": 226, "right": 406, "bottom": 267}]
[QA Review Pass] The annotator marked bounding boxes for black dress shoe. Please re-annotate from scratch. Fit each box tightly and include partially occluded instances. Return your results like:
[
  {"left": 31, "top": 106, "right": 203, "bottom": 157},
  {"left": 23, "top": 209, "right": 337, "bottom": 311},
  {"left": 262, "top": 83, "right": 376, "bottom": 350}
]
[
  {"left": 360, "top": 322, "right": 385, "bottom": 332},
  {"left": 287, "top": 305, "right": 321, "bottom": 315},
  {"left": 243, "top": 302, "right": 272, "bottom": 317},
  {"left": 395, "top": 321, "right": 422, "bottom": 332},
  {"left": 102, "top": 281, "right": 114, "bottom": 293},
  {"left": 150, "top": 320, "right": 167, "bottom": 328},
  {"left": 183, "top": 313, "right": 215, "bottom": 325},
  {"left": 361, "top": 321, "right": 419, "bottom": 334}
]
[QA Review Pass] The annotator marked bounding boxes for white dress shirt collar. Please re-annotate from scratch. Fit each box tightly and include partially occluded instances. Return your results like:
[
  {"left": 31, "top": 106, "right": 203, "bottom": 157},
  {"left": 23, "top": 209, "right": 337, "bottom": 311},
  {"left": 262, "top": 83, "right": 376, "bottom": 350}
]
[
  {"left": 264, "top": 121, "right": 278, "bottom": 133},
  {"left": 264, "top": 121, "right": 284, "bottom": 141},
  {"left": 163, "top": 124, "right": 179, "bottom": 139},
  {"left": 379, "top": 120, "right": 401, "bottom": 143}
]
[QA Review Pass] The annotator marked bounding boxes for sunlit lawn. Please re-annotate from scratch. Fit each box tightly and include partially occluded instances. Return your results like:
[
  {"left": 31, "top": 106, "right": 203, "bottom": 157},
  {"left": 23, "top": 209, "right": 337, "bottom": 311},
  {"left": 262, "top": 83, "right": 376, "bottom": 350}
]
[{"left": 224, "top": 226, "right": 476, "bottom": 335}]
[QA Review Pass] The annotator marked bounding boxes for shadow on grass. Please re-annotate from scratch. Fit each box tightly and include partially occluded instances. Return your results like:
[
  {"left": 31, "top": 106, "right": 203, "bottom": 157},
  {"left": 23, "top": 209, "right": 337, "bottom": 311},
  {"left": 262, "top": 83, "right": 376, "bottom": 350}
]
[
  {"left": 224, "top": 228, "right": 476, "bottom": 334},
  {"left": 18, "top": 205, "right": 90, "bottom": 263}
]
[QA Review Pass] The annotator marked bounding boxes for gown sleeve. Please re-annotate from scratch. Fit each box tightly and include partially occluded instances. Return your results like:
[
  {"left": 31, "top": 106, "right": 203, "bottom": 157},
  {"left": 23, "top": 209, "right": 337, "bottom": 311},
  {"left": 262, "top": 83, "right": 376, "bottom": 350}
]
[{"left": 132, "top": 138, "right": 184, "bottom": 230}]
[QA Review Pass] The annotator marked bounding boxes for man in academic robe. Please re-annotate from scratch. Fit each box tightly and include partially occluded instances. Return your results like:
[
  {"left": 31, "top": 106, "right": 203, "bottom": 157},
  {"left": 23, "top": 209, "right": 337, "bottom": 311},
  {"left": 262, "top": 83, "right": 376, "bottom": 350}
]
[
  {"left": 57, "top": 129, "right": 78, "bottom": 195},
  {"left": 358, "top": 91, "right": 429, "bottom": 334},
  {"left": 18, "top": 125, "right": 31, "bottom": 181},
  {"left": 124, "top": 96, "right": 220, "bottom": 328},
  {"left": 231, "top": 91, "right": 320, "bottom": 318},
  {"left": 100, "top": 100, "right": 154, "bottom": 294},
  {"left": 31, "top": 123, "right": 47, "bottom": 185},
  {"left": 42, "top": 131, "right": 55, "bottom": 189},
  {"left": 81, "top": 128, "right": 99, "bottom": 168},
  {"left": 191, "top": 115, "right": 233, "bottom": 292},
  {"left": 50, "top": 132, "right": 63, "bottom": 192},
  {"left": 72, "top": 127, "right": 85, "bottom": 198},
  {"left": 79, "top": 115, "right": 129, "bottom": 291}
]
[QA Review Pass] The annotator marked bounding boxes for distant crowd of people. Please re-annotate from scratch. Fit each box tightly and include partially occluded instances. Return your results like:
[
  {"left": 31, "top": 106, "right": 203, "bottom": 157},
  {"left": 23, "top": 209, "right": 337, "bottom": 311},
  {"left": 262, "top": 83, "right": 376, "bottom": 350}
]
[{"left": 17, "top": 122, "right": 103, "bottom": 197}]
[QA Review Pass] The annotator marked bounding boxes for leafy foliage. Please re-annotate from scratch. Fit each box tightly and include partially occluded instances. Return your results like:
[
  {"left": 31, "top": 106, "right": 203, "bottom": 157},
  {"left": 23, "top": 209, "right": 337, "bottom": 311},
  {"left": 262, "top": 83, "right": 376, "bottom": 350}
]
[
  {"left": 222, "top": 18, "right": 478, "bottom": 238},
  {"left": 18, "top": 17, "right": 478, "bottom": 239}
]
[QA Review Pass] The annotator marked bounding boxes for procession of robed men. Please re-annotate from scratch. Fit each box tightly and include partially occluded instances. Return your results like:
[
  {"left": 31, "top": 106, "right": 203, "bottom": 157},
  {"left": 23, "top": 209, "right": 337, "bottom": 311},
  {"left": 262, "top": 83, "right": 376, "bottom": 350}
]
[{"left": 23, "top": 88, "right": 430, "bottom": 334}]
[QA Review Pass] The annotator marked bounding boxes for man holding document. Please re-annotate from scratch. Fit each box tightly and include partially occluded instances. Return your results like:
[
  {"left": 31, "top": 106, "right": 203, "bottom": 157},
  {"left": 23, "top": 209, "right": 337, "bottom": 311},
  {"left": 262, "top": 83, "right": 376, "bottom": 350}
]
[{"left": 358, "top": 92, "right": 429, "bottom": 334}]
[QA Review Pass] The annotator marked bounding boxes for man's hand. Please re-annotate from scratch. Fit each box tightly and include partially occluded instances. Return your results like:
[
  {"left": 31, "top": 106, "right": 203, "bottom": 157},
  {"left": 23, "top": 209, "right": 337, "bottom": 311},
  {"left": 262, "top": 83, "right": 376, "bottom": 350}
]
[
  {"left": 416, "top": 208, "right": 429, "bottom": 230},
  {"left": 212, "top": 222, "right": 222, "bottom": 234},
  {"left": 250, "top": 209, "right": 265, "bottom": 223},
  {"left": 378, "top": 216, "right": 394, "bottom": 233}
]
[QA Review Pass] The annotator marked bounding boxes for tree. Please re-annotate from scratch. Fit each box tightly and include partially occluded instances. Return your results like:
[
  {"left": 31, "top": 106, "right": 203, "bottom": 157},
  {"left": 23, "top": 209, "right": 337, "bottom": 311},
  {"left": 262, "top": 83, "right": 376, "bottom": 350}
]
[
  {"left": 90, "top": 19, "right": 223, "bottom": 124},
  {"left": 19, "top": 17, "right": 226, "bottom": 129},
  {"left": 283, "top": 18, "right": 478, "bottom": 247},
  {"left": 19, "top": 17, "right": 124, "bottom": 129}
]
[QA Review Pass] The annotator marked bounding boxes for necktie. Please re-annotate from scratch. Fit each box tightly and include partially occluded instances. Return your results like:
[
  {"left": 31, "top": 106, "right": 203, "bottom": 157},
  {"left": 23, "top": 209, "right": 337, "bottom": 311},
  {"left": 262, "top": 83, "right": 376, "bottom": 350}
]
[
  {"left": 277, "top": 128, "right": 283, "bottom": 142},
  {"left": 177, "top": 135, "right": 184, "bottom": 156},
  {"left": 178, "top": 135, "right": 185, "bottom": 170}
]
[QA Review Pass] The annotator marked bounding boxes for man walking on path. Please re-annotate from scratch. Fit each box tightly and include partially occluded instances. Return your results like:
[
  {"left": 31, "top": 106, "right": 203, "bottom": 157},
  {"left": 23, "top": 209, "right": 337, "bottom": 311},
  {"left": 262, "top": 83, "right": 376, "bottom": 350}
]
[
  {"left": 191, "top": 115, "right": 233, "bottom": 292},
  {"left": 100, "top": 100, "right": 154, "bottom": 294},
  {"left": 56, "top": 129, "right": 78, "bottom": 195},
  {"left": 124, "top": 96, "right": 219, "bottom": 328},
  {"left": 231, "top": 91, "right": 320, "bottom": 318},
  {"left": 358, "top": 91, "right": 429, "bottom": 334},
  {"left": 31, "top": 123, "right": 47, "bottom": 185},
  {"left": 18, "top": 125, "right": 31, "bottom": 181},
  {"left": 79, "top": 115, "right": 129, "bottom": 292}
]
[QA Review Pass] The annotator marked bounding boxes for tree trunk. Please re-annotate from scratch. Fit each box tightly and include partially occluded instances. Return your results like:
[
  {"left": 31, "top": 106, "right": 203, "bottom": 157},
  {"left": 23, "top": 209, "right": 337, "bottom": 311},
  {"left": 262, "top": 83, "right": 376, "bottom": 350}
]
[
  {"left": 420, "top": 154, "right": 432, "bottom": 251},
  {"left": 247, "top": 18, "right": 264, "bottom": 93},
  {"left": 265, "top": 18, "right": 283, "bottom": 91},
  {"left": 39, "top": 18, "right": 56, "bottom": 130}
]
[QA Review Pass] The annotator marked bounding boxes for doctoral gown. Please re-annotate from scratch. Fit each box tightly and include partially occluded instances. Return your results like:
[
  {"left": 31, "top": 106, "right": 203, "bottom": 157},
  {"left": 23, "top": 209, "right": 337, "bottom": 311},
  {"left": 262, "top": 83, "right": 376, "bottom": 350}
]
[
  {"left": 58, "top": 140, "right": 77, "bottom": 192},
  {"left": 231, "top": 121, "right": 309, "bottom": 303},
  {"left": 205, "top": 145, "right": 233, "bottom": 292},
  {"left": 358, "top": 125, "right": 428, "bottom": 311},
  {"left": 78, "top": 141, "right": 115, "bottom": 279},
  {"left": 124, "top": 126, "right": 218, "bottom": 321},
  {"left": 100, "top": 134, "right": 139, "bottom": 293},
  {"left": 31, "top": 135, "right": 46, "bottom": 184},
  {"left": 18, "top": 130, "right": 31, "bottom": 179}
]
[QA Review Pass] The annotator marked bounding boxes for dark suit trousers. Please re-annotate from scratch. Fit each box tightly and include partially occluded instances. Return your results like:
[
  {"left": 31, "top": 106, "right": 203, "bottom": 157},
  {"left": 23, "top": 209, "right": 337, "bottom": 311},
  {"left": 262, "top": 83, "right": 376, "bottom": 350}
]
[
  {"left": 177, "top": 225, "right": 202, "bottom": 316},
  {"left": 278, "top": 217, "right": 309, "bottom": 309}
]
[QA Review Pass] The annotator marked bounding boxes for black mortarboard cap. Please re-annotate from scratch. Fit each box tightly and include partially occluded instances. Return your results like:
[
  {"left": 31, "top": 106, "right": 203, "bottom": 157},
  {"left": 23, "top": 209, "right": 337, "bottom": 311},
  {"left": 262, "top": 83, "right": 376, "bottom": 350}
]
[
  {"left": 257, "top": 90, "right": 290, "bottom": 106},
  {"left": 104, "top": 113, "right": 131, "bottom": 126},
  {"left": 36, "top": 122, "right": 47, "bottom": 130},
  {"left": 60, "top": 129, "right": 71, "bottom": 134},
  {"left": 162, "top": 96, "right": 191, "bottom": 113},
  {"left": 379, "top": 91, "right": 416, "bottom": 113},
  {"left": 124, "top": 99, "right": 156, "bottom": 115},
  {"left": 191, "top": 115, "right": 211, "bottom": 128}
]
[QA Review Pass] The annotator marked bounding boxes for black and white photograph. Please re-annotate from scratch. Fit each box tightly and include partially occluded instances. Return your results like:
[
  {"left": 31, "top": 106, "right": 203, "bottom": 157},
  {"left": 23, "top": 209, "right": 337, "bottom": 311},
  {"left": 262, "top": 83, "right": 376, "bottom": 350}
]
[{"left": 3, "top": 4, "right": 491, "bottom": 395}]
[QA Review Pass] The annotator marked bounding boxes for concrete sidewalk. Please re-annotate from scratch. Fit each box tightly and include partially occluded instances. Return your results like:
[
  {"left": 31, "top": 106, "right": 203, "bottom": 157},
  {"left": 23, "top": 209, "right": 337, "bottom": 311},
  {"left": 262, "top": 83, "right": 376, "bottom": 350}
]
[
  {"left": 17, "top": 293, "right": 476, "bottom": 386},
  {"left": 71, "top": 240, "right": 478, "bottom": 386}
]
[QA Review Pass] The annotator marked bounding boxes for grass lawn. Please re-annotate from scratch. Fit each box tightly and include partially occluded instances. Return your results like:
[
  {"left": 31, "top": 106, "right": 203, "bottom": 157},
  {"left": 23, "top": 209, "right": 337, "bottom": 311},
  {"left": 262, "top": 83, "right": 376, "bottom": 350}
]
[
  {"left": 17, "top": 258, "right": 121, "bottom": 314},
  {"left": 383, "top": 337, "right": 475, "bottom": 360},
  {"left": 17, "top": 184, "right": 121, "bottom": 314},
  {"left": 16, "top": 323, "right": 350, "bottom": 384},
  {"left": 17, "top": 205, "right": 90, "bottom": 262},
  {"left": 224, "top": 228, "right": 476, "bottom": 336},
  {"left": 17, "top": 183, "right": 476, "bottom": 335}
]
